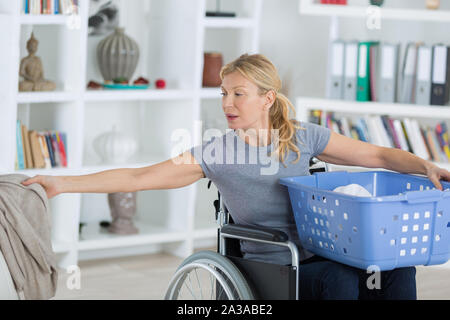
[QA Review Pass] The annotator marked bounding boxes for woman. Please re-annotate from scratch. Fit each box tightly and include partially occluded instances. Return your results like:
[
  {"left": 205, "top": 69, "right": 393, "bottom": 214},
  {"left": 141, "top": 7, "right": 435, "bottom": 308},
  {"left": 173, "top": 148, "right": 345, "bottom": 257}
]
[{"left": 22, "top": 54, "right": 450, "bottom": 300}]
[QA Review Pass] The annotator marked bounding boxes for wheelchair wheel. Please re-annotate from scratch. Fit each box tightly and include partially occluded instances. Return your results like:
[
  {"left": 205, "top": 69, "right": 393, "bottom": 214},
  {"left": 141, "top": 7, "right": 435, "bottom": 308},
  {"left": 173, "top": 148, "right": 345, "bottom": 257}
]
[{"left": 165, "top": 250, "right": 254, "bottom": 300}]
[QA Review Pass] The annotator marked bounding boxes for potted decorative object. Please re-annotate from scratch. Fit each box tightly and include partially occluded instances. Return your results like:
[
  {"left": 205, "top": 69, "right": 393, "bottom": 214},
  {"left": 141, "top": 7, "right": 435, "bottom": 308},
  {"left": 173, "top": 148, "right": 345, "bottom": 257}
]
[
  {"left": 93, "top": 126, "right": 138, "bottom": 164},
  {"left": 202, "top": 52, "right": 223, "bottom": 87},
  {"left": 107, "top": 191, "right": 139, "bottom": 235},
  {"left": 369, "top": 0, "right": 384, "bottom": 6},
  {"left": 426, "top": 0, "right": 440, "bottom": 9},
  {"left": 97, "top": 27, "right": 140, "bottom": 83},
  {"left": 19, "top": 33, "right": 56, "bottom": 92}
]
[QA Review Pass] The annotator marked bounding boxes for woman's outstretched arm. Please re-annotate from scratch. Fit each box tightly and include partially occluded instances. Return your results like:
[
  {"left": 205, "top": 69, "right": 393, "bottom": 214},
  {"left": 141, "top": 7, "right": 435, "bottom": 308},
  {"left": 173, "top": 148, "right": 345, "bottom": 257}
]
[
  {"left": 21, "top": 151, "right": 204, "bottom": 198},
  {"left": 317, "top": 131, "right": 450, "bottom": 190}
]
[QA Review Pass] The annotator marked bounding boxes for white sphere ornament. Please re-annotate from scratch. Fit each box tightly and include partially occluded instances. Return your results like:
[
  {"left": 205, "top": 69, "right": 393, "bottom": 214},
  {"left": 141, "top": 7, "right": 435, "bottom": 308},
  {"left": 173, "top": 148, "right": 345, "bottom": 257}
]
[{"left": 93, "top": 126, "right": 138, "bottom": 164}]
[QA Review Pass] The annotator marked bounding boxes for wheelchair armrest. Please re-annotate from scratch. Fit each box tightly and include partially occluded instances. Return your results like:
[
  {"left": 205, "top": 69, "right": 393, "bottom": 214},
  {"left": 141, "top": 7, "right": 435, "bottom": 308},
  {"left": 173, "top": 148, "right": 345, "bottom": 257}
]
[{"left": 220, "top": 224, "right": 288, "bottom": 243}]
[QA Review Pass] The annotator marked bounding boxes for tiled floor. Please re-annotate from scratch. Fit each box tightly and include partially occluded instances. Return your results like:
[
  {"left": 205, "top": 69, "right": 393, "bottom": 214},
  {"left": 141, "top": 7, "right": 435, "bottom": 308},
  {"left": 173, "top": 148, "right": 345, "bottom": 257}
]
[{"left": 54, "top": 251, "right": 450, "bottom": 300}]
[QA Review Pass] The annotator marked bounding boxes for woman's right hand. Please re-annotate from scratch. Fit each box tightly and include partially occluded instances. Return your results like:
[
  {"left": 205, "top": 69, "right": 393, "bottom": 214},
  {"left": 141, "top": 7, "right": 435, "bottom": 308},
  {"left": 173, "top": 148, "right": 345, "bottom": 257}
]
[{"left": 21, "top": 175, "right": 62, "bottom": 199}]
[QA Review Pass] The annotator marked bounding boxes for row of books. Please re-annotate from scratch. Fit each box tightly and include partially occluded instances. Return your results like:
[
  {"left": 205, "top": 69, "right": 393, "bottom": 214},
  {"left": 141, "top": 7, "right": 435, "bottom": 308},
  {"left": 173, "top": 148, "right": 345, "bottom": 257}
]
[
  {"left": 328, "top": 40, "right": 450, "bottom": 106},
  {"left": 16, "top": 120, "right": 68, "bottom": 170},
  {"left": 309, "top": 110, "right": 450, "bottom": 163},
  {"left": 22, "top": 0, "right": 78, "bottom": 15}
]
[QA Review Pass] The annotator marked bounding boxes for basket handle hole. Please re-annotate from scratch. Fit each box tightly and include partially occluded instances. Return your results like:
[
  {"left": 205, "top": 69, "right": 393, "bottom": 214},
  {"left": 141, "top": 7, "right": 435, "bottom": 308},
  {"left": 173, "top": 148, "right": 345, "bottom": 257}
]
[
  {"left": 343, "top": 248, "right": 347, "bottom": 254},
  {"left": 447, "top": 222, "right": 450, "bottom": 228},
  {"left": 352, "top": 226, "right": 358, "bottom": 233},
  {"left": 380, "top": 228, "right": 387, "bottom": 235}
]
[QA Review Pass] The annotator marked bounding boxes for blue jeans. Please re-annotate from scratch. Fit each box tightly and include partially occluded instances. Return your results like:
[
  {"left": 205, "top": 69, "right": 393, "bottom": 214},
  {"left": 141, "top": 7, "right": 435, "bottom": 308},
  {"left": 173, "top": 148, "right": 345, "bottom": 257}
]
[{"left": 298, "top": 255, "right": 417, "bottom": 300}]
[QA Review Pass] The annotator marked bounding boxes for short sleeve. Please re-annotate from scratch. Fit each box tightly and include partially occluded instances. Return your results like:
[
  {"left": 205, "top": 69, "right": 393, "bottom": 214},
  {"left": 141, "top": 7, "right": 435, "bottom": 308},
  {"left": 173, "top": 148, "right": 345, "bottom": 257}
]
[
  {"left": 189, "top": 144, "right": 212, "bottom": 179},
  {"left": 189, "top": 135, "right": 223, "bottom": 180},
  {"left": 300, "top": 121, "right": 332, "bottom": 157}
]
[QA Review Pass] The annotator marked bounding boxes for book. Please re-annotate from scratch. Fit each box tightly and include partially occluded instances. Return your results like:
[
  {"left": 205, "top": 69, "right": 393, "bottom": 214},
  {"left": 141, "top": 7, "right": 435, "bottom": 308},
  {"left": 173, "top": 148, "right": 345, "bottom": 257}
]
[
  {"left": 375, "top": 116, "right": 393, "bottom": 148},
  {"left": 38, "top": 133, "right": 52, "bottom": 169},
  {"left": 393, "top": 119, "right": 409, "bottom": 151},
  {"left": 380, "top": 115, "right": 397, "bottom": 148},
  {"left": 22, "top": 124, "right": 33, "bottom": 168},
  {"left": 426, "top": 128, "right": 440, "bottom": 162},
  {"left": 419, "top": 126, "right": 433, "bottom": 161},
  {"left": 50, "top": 132, "right": 61, "bottom": 167},
  {"left": 403, "top": 118, "right": 419, "bottom": 155},
  {"left": 56, "top": 131, "right": 68, "bottom": 167},
  {"left": 435, "top": 122, "right": 450, "bottom": 161},
  {"left": 400, "top": 120, "right": 414, "bottom": 153},
  {"left": 411, "top": 119, "right": 431, "bottom": 160},
  {"left": 29, "top": 130, "right": 45, "bottom": 168},
  {"left": 44, "top": 133, "right": 56, "bottom": 167},
  {"left": 387, "top": 118, "right": 401, "bottom": 149},
  {"left": 16, "top": 120, "right": 25, "bottom": 170}
]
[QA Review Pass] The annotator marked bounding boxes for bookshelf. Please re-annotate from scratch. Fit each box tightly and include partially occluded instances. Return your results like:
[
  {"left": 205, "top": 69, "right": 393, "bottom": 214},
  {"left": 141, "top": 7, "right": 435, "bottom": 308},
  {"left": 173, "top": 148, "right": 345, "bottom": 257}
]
[
  {"left": 296, "top": 97, "right": 450, "bottom": 172},
  {"left": 299, "top": 0, "right": 450, "bottom": 23},
  {"left": 297, "top": 0, "right": 450, "bottom": 175},
  {"left": 0, "top": 0, "right": 263, "bottom": 268}
]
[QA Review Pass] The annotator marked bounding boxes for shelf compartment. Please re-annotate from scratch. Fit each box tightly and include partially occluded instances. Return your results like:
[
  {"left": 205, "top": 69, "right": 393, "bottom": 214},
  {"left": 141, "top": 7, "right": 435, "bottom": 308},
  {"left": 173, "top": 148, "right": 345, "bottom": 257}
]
[
  {"left": 19, "top": 24, "right": 83, "bottom": 92},
  {"left": 203, "top": 17, "right": 256, "bottom": 28},
  {"left": 16, "top": 102, "right": 81, "bottom": 171},
  {"left": 299, "top": 1, "right": 450, "bottom": 23},
  {"left": 20, "top": 14, "right": 79, "bottom": 26},
  {"left": 77, "top": 221, "right": 187, "bottom": 251},
  {"left": 296, "top": 97, "right": 450, "bottom": 120},
  {"left": 52, "top": 241, "right": 73, "bottom": 254},
  {"left": 84, "top": 89, "right": 194, "bottom": 102},
  {"left": 17, "top": 91, "right": 79, "bottom": 104},
  {"left": 200, "top": 87, "right": 222, "bottom": 99}
]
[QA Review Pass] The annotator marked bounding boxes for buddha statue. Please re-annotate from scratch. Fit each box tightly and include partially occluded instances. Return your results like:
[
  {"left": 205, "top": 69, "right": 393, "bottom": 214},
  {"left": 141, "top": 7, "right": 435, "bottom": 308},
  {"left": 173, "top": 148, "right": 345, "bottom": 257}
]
[{"left": 19, "top": 33, "right": 56, "bottom": 92}]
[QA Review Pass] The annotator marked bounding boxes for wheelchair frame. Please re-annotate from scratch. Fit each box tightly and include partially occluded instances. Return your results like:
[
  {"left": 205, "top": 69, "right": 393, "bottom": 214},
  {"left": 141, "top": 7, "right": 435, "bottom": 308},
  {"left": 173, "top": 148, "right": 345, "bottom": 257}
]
[{"left": 165, "top": 158, "right": 328, "bottom": 300}]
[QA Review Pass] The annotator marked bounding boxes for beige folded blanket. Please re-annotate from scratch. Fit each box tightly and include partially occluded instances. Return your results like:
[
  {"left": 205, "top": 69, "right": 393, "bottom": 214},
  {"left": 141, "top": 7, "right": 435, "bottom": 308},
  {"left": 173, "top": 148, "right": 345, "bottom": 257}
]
[{"left": 0, "top": 174, "right": 58, "bottom": 299}]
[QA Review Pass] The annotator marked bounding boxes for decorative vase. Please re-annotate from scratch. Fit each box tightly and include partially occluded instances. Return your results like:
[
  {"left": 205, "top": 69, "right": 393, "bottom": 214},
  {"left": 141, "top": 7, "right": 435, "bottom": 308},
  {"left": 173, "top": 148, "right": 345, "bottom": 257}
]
[
  {"left": 426, "top": 0, "right": 440, "bottom": 9},
  {"left": 97, "top": 27, "right": 140, "bottom": 82},
  {"left": 202, "top": 52, "right": 223, "bottom": 87},
  {"left": 107, "top": 192, "right": 139, "bottom": 235},
  {"left": 93, "top": 126, "right": 138, "bottom": 164}
]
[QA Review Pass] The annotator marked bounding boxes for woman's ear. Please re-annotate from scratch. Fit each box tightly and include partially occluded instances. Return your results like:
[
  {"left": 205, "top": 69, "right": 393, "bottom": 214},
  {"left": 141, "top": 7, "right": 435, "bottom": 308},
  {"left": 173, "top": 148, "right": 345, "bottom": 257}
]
[{"left": 264, "top": 90, "right": 276, "bottom": 111}]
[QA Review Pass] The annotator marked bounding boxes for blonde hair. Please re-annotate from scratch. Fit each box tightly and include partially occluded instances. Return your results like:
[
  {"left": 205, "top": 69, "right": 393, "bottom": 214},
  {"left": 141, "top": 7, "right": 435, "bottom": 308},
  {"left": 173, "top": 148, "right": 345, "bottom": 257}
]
[{"left": 219, "top": 53, "right": 304, "bottom": 166}]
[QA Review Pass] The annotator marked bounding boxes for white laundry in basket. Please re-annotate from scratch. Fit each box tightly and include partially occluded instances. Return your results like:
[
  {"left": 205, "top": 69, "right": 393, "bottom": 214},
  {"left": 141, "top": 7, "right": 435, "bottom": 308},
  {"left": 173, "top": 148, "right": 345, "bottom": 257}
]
[{"left": 333, "top": 184, "right": 372, "bottom": 197}]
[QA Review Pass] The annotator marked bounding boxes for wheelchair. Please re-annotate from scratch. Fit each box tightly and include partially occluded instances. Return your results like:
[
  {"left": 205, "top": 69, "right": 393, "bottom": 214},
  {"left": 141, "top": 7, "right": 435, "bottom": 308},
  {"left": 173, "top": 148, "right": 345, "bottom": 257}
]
[{"left": 165, "top": 158, "right": 328, "bottom": 300}]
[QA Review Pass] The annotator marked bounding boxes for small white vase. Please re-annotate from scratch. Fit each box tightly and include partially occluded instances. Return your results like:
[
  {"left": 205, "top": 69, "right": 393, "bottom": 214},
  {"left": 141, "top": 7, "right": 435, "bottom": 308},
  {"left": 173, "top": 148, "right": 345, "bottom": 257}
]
[{"left": 93, "top": 126, "right": 138, "bottom": 164}]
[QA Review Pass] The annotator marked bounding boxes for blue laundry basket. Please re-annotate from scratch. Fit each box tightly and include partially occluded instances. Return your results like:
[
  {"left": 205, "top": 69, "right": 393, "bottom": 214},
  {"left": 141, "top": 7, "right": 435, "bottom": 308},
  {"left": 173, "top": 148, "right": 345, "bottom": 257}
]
[{"left": 279, "top": 171, "right": 450, "bottom": 271}]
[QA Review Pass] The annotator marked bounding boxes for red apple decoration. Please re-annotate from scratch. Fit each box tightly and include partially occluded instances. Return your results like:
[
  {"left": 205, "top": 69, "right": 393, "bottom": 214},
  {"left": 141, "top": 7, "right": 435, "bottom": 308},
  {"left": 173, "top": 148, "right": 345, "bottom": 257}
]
[{"left": 155, "top": 78, "right": 166, "bottom": 89}]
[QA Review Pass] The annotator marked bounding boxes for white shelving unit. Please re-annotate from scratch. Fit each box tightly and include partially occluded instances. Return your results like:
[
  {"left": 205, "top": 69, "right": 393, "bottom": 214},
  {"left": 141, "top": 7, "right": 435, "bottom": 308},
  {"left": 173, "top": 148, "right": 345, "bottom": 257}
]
[
  {"left": 0, "top": 0, "right": 262, "bottom": 268},
  {"left": 299, "top": 0, "right": 450, "bottom": 23},
  {"left": 296, "top": 0, "right": 450, "bottom": 174},
  {"left": 296, "top": 97, "right": 450, "bottom": 172}
]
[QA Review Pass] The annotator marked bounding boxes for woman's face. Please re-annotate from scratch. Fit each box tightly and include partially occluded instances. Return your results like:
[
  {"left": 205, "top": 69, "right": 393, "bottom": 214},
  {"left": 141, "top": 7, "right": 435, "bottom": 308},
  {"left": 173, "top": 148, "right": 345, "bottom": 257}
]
[{"left": 221, "top": 71, "right": 273, "bottom": 131}]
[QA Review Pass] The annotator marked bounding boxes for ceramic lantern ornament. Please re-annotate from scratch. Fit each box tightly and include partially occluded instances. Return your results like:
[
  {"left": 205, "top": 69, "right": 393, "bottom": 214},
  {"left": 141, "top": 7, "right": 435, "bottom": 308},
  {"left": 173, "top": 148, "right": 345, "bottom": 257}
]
[{"left": 93, "top": 126, "right": 138, "bottom": 164}]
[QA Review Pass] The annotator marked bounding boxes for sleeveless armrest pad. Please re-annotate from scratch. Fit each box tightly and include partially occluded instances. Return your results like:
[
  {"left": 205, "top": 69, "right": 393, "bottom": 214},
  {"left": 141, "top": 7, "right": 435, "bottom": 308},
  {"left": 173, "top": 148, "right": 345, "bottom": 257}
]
[{"left": 221, "top": 224, "right": 288, "bottom": 242}]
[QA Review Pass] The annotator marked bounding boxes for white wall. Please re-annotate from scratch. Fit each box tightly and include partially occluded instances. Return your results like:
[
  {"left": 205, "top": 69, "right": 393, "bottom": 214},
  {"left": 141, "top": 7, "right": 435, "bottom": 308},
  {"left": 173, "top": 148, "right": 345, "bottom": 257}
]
[{"left": 259, "top": 0, "right": 330, "bottom": 99}]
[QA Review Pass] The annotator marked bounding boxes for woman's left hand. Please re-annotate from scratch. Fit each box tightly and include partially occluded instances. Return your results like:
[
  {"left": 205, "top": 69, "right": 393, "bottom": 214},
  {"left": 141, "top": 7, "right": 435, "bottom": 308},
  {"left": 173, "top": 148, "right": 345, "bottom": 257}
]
[{"left": 426, "top": 164, "right": 450, "bottom": 191}]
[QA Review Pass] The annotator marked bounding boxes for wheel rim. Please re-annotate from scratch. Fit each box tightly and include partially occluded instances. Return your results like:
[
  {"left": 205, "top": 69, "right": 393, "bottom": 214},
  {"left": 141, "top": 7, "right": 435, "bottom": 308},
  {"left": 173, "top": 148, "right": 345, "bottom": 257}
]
[{"left": 166, "top": 261, "right": 241, "bottom": 300}]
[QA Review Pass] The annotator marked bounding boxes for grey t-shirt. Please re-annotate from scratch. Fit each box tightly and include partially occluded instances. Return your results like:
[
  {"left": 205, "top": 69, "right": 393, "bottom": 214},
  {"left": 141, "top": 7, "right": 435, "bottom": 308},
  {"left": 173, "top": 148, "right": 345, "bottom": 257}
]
[{"left": 190, "top": 121, "right": 331, "bottom": 265}]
